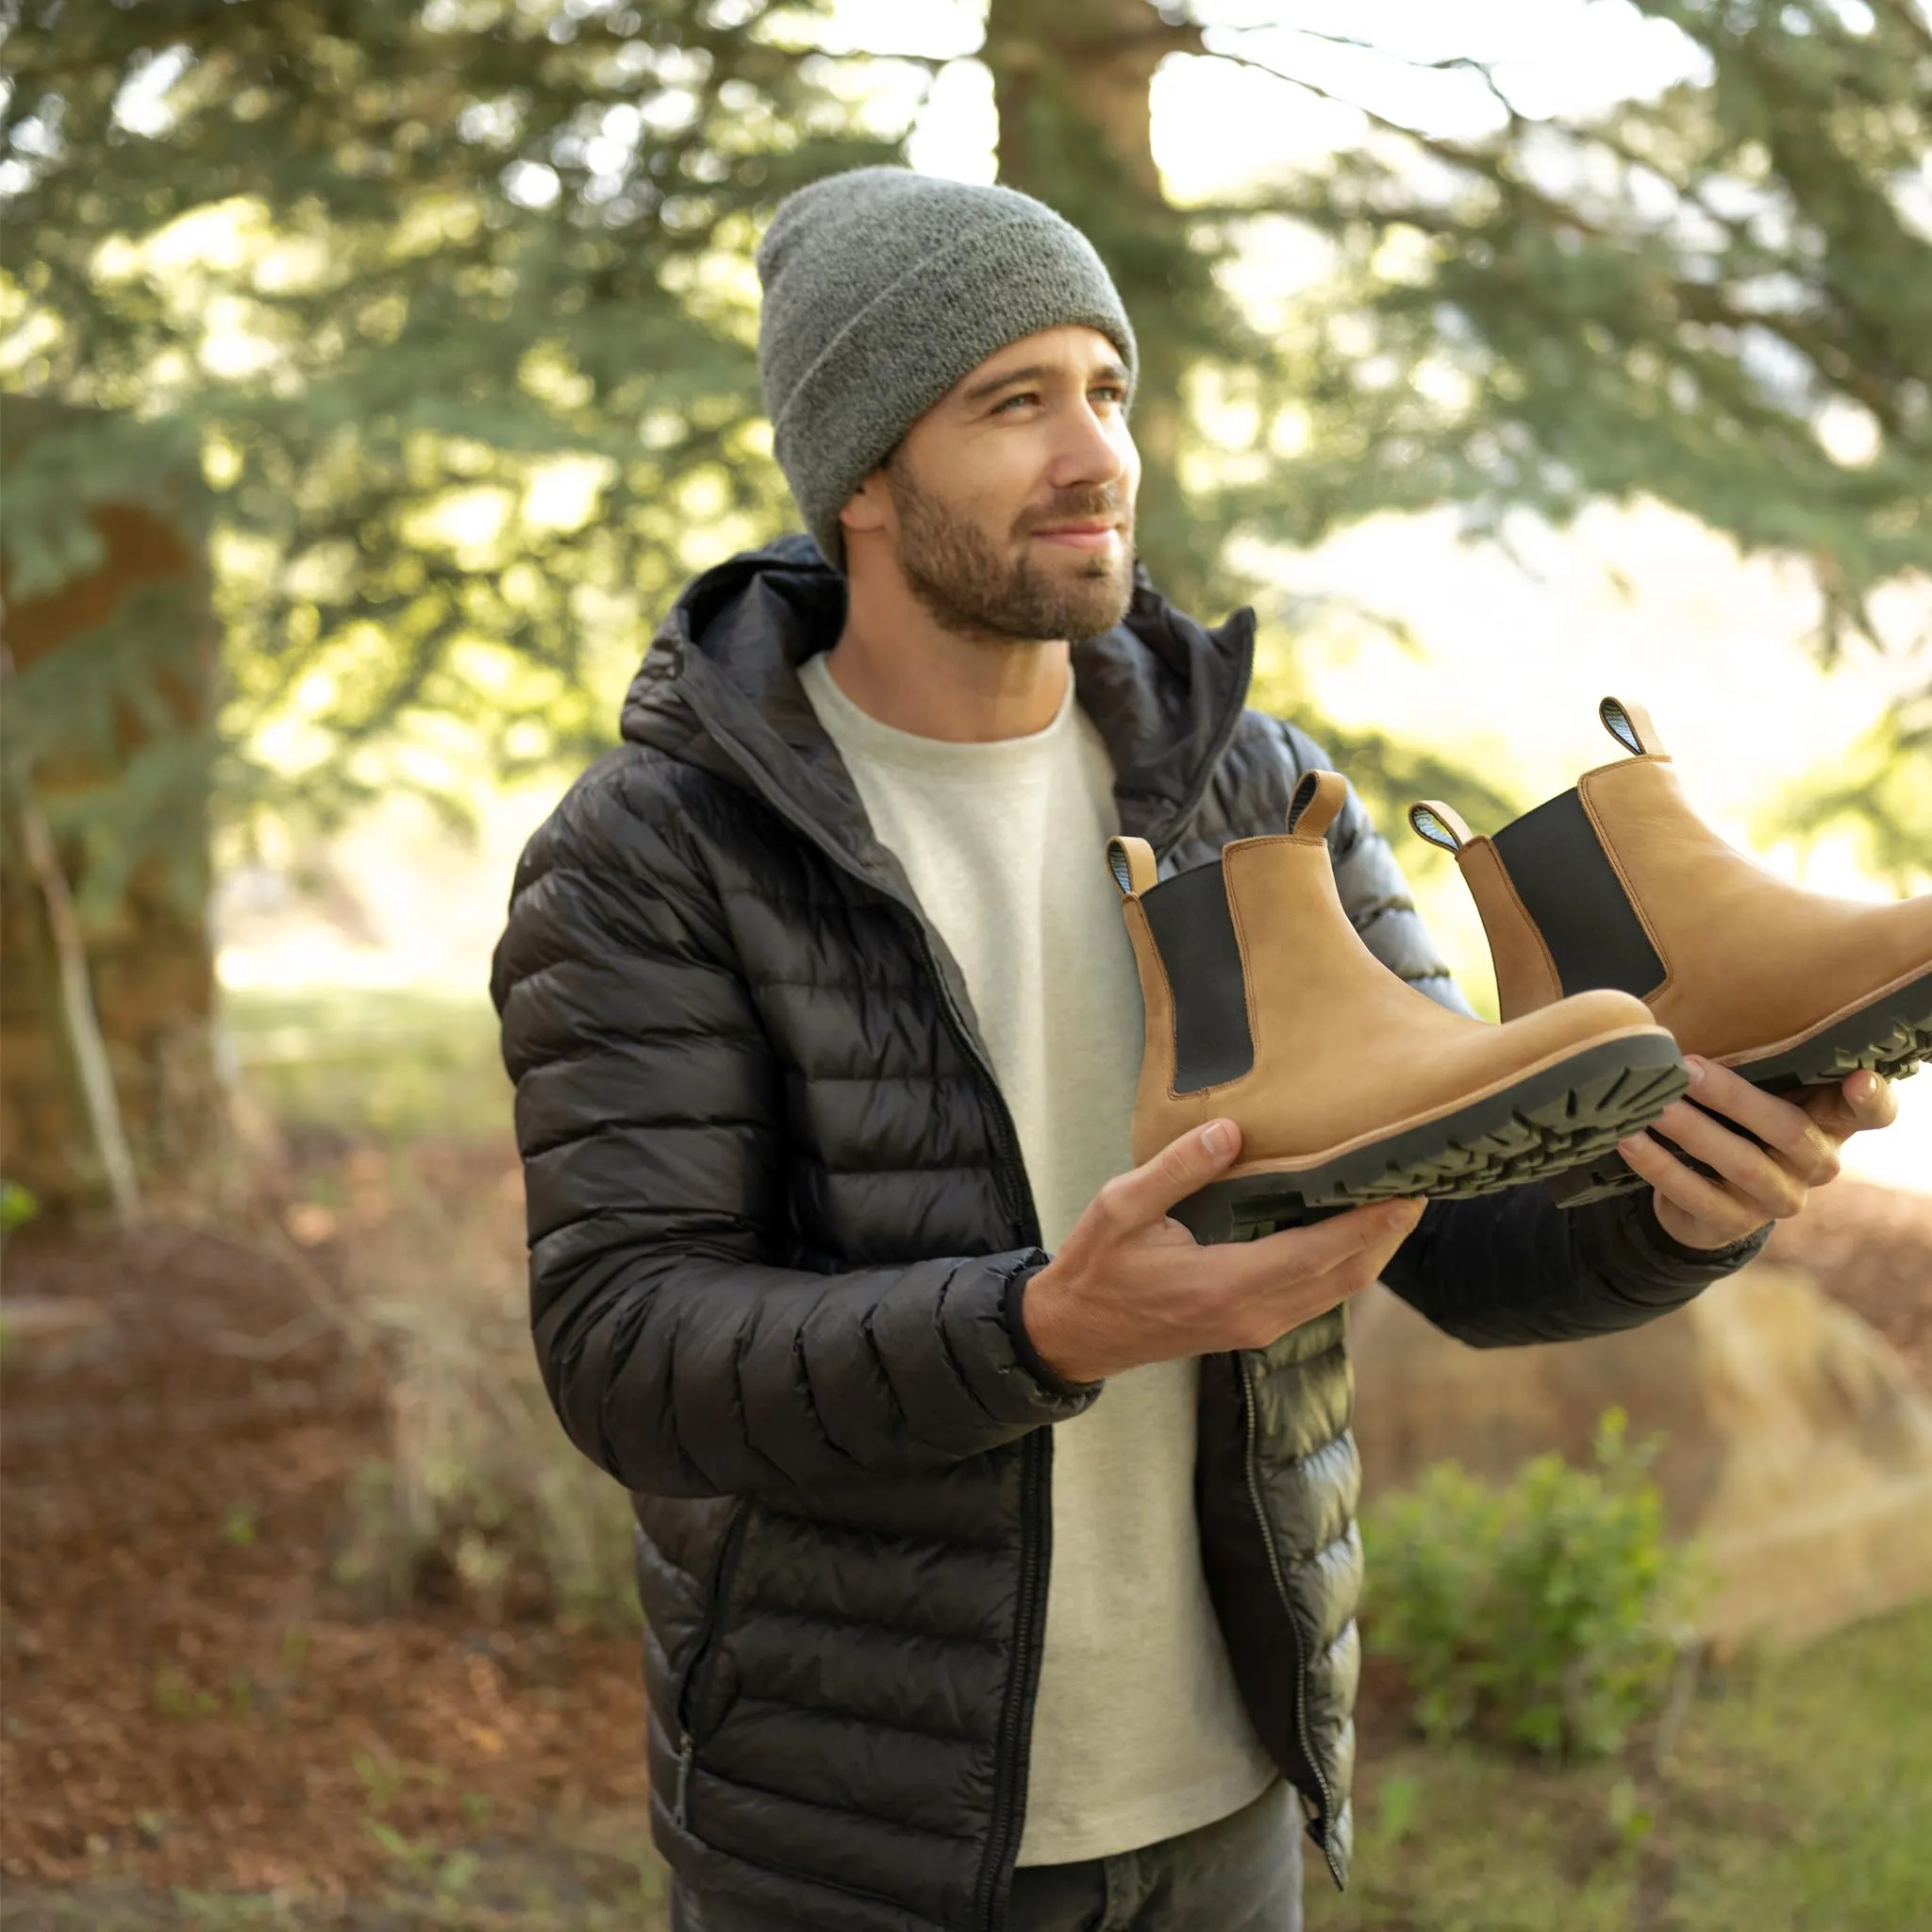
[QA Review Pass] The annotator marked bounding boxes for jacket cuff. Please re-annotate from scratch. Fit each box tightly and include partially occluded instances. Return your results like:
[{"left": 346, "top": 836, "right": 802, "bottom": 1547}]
[
  {"left": 1002, "top": 1260, "right": 1106, "bottom": 1404},
  {"left": 1623, "top": 1190, "right": 1773, "bottom": 1279}
]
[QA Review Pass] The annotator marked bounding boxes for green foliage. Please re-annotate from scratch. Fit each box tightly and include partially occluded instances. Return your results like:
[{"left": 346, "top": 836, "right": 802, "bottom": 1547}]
[
  {"left": 1757, "top": 692, "right": 1932, "bottom": 889},
  {"left": 0, "top": 1176, "right": 41, "bottom": 1234},
  {"left": 1210, "top": 0, "right": 1931, "bottom": 848},
  {"left": 8, "top": 0, "right": 1924, "bottom": 880},
  {"left": 226, "top": 986, "right": 509, "bottom": 1145},
  {"left": 0, "top": 400, "right": 216, "bottom": 923},
  {"left": 1363, "top": 1407, "right": 1702, "bottom": 1761},
  {"left": 2, "top": 0, "right": 908, "bottom": 863},
  {"left": 1219, "top": 3, "right": 1932, "bottom": 608},
  {"left": 978, "top": 3, "right": 1926, "bottom": 850},
  {"left": 1308, "top": 1597, "right": 1932, "bottom": 1932}
]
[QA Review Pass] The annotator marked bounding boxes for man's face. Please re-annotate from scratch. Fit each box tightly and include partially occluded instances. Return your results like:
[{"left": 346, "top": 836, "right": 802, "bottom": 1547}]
[{"left": 847, "top": 325, "right": 1141, "bottom": 644}]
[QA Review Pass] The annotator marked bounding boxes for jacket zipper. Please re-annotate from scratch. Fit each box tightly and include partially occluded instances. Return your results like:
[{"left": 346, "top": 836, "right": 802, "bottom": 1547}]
[
  {"left": 673, "top": 1497, "right": 752, "bottom": 1830},
  {"left": 903, "top": 921, "right": 1039, "bottom": 1248},
  {"left": 972, "top": 1426, "right": 1048, "bottom": 1932},
  {"left": 672, "top": 673, "right": 1056, "bottom": 1923},
  {"left": 673, "top": 673, "right": 1044, "bottom": 1257},
  {"left": 1238, "top": 1352, "right": 1343, "bottom": 1888},
  {"left": 670, "top": 656, "right": 1247, "bottom": 1924},
  {"left": 899, "top": 911, "right": 1048, "bottom": 1932},
  {"left": 1143, "top": 672, "right": 1252, "bottom": 876}
]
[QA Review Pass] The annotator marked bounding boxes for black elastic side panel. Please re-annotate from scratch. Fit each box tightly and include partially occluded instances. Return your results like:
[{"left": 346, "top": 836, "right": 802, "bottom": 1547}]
[
  {"left": 1491, "top": 789, "right": 1665, "bottom": 999},
  {"left": 1141, "top": 860, "right": 1254, "bottom": 1092}
]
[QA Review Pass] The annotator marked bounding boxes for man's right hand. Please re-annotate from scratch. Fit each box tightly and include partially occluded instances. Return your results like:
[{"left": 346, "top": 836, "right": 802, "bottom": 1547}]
[{"left": 1021, "top": 1119, "right": 1424, "bottom": 1384}]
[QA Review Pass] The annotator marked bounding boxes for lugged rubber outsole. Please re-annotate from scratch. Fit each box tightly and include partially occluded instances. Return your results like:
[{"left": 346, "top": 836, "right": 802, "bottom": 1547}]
[
  {"left": 1548, "top": 973, "right": 1932, "bottom": 1209},
  {"left": 1171, "top": 1033, "right": 1689, "bottom": 1244},
  {"left": 1732, "top": 974, "right": 1932, "bottom": 1093}
]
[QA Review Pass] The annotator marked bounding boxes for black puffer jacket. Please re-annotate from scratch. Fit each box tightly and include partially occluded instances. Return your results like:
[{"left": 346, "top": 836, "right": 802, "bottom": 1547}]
[{"left": 491, "top": 538, "right": 1759, "bottom": 1932}]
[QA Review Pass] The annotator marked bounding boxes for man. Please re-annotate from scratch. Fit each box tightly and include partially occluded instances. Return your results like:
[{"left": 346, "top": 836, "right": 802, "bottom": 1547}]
[{"left": 491, "top": 169, "right": 1894, "bottom": 1932}]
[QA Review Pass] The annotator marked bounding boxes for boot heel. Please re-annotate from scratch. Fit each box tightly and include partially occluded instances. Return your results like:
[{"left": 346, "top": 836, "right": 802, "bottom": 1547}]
[
  {"left": 1171, "top": 1178, "right": 1346, "bottom": 1245},
  {"left": 1546, "top": 1157, "right": 1646, "bottom": 1208}
]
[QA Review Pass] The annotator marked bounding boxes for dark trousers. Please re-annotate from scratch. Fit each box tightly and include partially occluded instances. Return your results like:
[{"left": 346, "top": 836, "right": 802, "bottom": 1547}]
[{"left": 671, "top": 1779, "right": 1304, "bottom": 1932}]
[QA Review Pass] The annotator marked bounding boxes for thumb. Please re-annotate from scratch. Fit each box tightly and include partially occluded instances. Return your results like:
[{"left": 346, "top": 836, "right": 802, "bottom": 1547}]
[
  {"left": 1121, "top": 1119, "right": 1243, "bottom": 1224},
  {"left": 1797, "top": 1070, "right": 1890, "bottom": 1144}
]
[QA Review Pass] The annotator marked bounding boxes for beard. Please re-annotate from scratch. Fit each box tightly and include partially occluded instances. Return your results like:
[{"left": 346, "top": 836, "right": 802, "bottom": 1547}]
[{"left": 885, "top": 458, "right": 1137, "bottom": 646}]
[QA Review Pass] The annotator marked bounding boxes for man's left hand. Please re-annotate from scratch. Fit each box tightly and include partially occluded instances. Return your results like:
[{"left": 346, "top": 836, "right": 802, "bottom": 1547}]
[{"left": 1618, "top": 1057, "right": 1899, "bottom": 1253}]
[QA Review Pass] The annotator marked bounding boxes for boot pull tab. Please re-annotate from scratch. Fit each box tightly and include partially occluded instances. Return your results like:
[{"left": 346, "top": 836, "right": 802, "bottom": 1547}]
[
  {"left": 1286, "top": 769, "right": 1347, "bottom": 843},
  {"left": 1408, "top": 800, "right": 1474, "bottom": 854},
  {"left": 1107, "top": 835, "right": 1158, "bottom": 898},
  {"left": 1599, "top": 696, "right": 1667, "bottom": 758}
]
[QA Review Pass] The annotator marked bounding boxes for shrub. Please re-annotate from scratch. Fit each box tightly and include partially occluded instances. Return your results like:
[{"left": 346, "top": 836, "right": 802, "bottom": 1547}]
[
  {"left": 1362, "top": 1407, "right": 1703, "bottom": 1760},
  {"left": 331, "top": 1156, "right": 640, "bottom": 1630},
  {"left": 0, "top": 1177, "right": 40, "bottom": 1235}
]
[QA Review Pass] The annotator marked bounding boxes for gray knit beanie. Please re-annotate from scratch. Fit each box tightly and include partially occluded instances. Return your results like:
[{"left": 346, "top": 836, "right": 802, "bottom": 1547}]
[{"left": 756, "top": 167, "right": 1138, "bottom": 570}]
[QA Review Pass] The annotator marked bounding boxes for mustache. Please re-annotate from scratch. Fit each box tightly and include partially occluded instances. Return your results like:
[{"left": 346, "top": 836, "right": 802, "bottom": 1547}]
[{"left": 1013, "top": 489, "right": 1133, "bottom": 538}]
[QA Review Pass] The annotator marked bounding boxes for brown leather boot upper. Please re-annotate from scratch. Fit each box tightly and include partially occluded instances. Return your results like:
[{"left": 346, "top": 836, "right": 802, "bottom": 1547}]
[
  {"left": 1118, "top": 774, "right": 1668, "bottom": 1174},
  {"left": 1583, "top": 758, "right": 1931, "bottom": 1062},
  {"left": 1424, "top": 703, "right": 1932, "bottom": 1066}
]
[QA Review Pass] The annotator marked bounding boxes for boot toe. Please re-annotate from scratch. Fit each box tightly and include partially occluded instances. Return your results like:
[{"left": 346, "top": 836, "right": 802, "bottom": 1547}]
[{"left": 1512, "top": 986, "right": 1665, "bottom": 1058}]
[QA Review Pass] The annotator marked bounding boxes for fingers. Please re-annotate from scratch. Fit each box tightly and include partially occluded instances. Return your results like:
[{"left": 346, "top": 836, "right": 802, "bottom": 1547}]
[
  {"left": 1679, "top": 1058, "right": 1840, "bottom": 1185},
  {"left": 1641, "top": 1097, "right": 1807, "bottom": 1218},
  {"left": 1216, "top": 1196, "right": 1425, "bottom": 1332},
  {"left": 1618, "top": 1123, "right": 1774, "bottom": 1246},
  {"left": 1623, "top": 1057, "right": 1901, "bottom": 1253},
  {"left": 1104, "top": 1119, "right": 1243, "bottom": 1230}
]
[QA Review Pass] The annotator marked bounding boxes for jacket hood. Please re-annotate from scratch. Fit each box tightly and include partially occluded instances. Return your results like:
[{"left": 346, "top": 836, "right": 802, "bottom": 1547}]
[{"left": 620, "top": 533, "right": 1257, "bottom": 853}]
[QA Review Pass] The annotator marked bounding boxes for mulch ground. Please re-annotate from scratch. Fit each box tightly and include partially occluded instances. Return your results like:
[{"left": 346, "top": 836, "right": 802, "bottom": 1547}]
[
  {"left": 0, "top": 1147, "right": 650, "bottom": 1905},
  {"left": 2, "top": 1152, "right": 1927, "bottom": 1909}
]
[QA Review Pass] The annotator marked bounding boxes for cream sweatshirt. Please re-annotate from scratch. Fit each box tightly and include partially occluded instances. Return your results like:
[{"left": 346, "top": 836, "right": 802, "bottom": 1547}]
[{"left": 797, "top": 651, "right": 1275, "bottom": 1865}]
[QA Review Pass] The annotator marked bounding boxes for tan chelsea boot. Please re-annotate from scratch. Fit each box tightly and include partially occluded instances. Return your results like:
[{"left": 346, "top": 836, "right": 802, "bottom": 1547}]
[
  {"left": 1410, "top": 696, "right": 1932, "bottom": 1206},
  {"left": 1108, "top": 769, "right": 1689, "bottom": 1242}
]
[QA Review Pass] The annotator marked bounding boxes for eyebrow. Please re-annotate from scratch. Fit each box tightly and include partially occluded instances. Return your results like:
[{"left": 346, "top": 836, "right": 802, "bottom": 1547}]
[{"left": 960, "top": 359, "right": 1132, "bottom": 406}]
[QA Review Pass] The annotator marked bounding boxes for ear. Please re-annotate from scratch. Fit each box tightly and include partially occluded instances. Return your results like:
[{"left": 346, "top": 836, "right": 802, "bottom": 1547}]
[{"left": 839, "top": 469, "right": 892, "bottom": 537}]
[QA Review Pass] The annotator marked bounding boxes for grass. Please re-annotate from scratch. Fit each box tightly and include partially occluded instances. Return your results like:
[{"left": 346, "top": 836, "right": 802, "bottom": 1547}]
[
  {"left": 1662, "top": 1601, "right": 1932, "bottom": 1929},
  {"left": 1313, "top": 1596, "right": 1932, "bottom": 1931},
  {"left": 222, "top": 988, "right": 510, "bottom": 1147}
]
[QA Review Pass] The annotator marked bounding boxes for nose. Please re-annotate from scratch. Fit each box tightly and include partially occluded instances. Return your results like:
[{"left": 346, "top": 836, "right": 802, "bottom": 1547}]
[{"left": 1046, "top": 396, "right": 1132, "bottom": 495}]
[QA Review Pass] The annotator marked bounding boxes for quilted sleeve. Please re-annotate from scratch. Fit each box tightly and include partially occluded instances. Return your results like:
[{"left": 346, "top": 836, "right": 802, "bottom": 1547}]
[
  {"left": 490, "top": 759, "right": 1097, "bottom": 1501},
  {"left": 1382, "top": 1188, "right": 1769, "bottom": 1348}
]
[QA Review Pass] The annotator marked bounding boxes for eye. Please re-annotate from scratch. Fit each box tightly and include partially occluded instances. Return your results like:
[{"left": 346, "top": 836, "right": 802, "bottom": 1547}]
[
  {"left": 1091, "top": 383, "right": 1127, "bottom": 407},
  {"left": 992, "top": 391, "right": 1038, "bottom": 414}
]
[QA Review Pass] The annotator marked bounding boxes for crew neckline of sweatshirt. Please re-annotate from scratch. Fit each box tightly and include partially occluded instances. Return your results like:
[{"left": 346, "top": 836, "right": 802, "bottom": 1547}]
[{"left": 797, "top": 649, "right": 1078, "bottom": 780}]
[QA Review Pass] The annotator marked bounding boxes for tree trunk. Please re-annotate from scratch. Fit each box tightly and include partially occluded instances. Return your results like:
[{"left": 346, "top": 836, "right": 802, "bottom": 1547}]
[
  {"left": 0, "top": 428, "right": 225, "bottom": 1219},
  {"left": 1, "top": 647, "right": 142, "bottom": 1222},
  {"left": 983, "top": 0, "right": 1215, "bottom": 610}
]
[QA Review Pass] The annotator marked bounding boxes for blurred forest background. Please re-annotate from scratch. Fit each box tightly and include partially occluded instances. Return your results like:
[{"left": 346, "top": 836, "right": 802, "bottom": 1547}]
[
  {"left": 4, "top": 0, "right": 1931, "bottom": 1212},
  {"left": 3, "top": 3, "right": 1931, "bottom": 1929}
]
